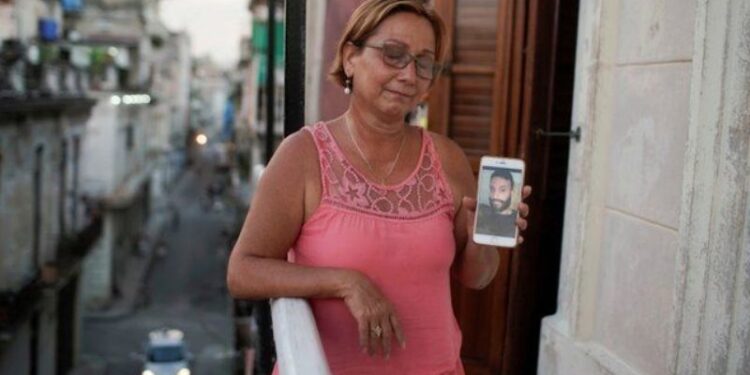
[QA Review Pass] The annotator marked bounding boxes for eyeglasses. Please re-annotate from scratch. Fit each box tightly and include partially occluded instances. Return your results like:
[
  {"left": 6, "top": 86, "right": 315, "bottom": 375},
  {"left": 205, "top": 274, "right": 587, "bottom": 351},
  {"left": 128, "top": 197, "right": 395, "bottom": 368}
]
[{"left": 357, "top": 41, "right": 441, "bottom": 81}]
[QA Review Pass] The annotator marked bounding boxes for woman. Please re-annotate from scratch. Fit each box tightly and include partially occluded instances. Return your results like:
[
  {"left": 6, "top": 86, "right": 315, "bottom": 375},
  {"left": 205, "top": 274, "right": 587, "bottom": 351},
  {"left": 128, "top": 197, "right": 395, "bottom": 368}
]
[{"left": 227, "top": 1, "right": 531, "bottom": 373}]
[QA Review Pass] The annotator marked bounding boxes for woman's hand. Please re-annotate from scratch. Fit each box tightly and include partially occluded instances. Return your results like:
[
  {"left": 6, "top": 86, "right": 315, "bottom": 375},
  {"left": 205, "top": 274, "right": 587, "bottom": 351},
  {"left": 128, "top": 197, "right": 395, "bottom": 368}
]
[
  {"left": 515, "top": 185, "right": 532, "bottom": 244},
  {"left": 462, "top": 185, "right": 532, "bottom": 246},
  {"left": 341, "top": 271, "right": 405, "bottom": 358}
]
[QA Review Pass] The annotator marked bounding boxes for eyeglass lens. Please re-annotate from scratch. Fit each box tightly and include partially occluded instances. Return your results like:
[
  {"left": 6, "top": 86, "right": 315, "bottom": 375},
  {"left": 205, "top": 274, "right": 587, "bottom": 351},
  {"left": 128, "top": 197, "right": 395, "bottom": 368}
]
[{"left": 380, "top": 42, "right": 437, "bottom": 80}]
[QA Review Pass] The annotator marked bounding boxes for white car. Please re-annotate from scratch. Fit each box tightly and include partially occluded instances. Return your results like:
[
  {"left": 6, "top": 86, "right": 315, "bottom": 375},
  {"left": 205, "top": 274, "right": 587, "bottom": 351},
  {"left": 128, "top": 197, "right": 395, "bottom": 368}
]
[{"left": 141, "top": 329, "right": 192, "bottom": 375}]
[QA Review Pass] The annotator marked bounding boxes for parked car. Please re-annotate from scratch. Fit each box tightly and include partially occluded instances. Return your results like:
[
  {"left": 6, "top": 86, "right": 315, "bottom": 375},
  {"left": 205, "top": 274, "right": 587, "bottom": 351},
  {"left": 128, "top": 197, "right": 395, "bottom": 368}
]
[{"left": 141, "top": 329, "right": 192, "bottom": 375}]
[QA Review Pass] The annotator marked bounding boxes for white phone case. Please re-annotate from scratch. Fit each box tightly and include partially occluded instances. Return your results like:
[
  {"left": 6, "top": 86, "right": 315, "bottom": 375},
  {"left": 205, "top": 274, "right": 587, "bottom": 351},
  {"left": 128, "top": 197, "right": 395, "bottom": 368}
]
[{"left": 472, "top": 156, "right": 525, "bottom": 248}]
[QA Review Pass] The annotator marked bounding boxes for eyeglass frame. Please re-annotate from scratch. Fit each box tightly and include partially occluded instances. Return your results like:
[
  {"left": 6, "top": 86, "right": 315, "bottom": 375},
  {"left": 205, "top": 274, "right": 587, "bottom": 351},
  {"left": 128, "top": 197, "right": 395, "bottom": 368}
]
[{"left": 350, "top": 41, "right": 443, "bottom": 81}]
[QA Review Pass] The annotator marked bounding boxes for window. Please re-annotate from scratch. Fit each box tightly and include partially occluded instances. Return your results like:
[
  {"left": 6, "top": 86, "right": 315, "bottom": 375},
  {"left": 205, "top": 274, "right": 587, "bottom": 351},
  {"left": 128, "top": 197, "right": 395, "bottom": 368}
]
[
  {"left": 147, "top": 345, "right": 185, "bottom": 363},
  {"left": 59, "top": 140, "right": 67, "bottom": 233},
  {"left": 125, "top": 124, "right": 134, "bottom": 151},
  {"left": 33, "top": 145, "right": 44, "bottom": 267},
  {"left": 72, "top": 136, "right": 80, "bottom": 228}
]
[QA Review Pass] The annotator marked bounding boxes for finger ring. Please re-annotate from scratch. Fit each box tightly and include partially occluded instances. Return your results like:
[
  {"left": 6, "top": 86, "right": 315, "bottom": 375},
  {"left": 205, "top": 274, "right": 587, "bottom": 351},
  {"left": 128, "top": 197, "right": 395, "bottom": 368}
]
[{"left": 371, "top": 325, "right": 382, "bottom": 337}]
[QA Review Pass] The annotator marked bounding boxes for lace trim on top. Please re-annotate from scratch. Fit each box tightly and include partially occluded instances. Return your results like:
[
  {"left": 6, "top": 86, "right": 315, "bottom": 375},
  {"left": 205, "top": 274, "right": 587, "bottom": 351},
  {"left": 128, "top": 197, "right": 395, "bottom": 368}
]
[{"left": 305, "top": 122, "right": 454, "bottom": 220}]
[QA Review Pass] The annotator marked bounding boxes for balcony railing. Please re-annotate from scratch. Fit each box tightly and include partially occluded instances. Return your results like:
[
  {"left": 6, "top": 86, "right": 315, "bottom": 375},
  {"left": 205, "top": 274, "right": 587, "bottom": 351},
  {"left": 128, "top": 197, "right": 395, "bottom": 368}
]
[
  {"left": 0, "top": 96, "right": 96, "bottom": 117},
  {"left": 261, "top": 3, "right": 318, "bottom": 371},
  {"left": 270, "top": 298, "right": 330, "bottom": 375},
  {"left": 250, "top": 168, "right": 328, "bottom": 373}
]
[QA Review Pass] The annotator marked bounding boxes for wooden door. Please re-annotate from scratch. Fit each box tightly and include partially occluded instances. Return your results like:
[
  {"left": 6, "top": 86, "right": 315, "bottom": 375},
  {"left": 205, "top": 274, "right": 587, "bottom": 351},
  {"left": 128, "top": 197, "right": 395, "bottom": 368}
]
[{"left": 428, "top": 0, "right": 579, "bottom": 373}]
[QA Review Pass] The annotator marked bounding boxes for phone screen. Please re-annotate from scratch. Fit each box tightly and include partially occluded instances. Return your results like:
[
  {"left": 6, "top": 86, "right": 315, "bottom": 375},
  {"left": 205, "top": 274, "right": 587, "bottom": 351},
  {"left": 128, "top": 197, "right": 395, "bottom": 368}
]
[{"left": 475, "top": 165, "right": 524, "bottom": 240}]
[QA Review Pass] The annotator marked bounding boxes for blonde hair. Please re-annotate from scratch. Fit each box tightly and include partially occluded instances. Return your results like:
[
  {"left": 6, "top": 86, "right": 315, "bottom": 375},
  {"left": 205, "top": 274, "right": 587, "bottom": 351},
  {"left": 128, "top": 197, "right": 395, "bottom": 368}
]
[{"left": 329, "top": 0, "right": 446, "bottom": 87}]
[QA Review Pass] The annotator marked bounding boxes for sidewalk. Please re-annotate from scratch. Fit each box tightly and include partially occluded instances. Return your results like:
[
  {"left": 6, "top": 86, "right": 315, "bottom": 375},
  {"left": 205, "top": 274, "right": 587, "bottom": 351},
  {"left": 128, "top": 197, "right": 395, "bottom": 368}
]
[
  {"left": 84, "top": 181, "right": 181, "bottom": 321},
  {"left": 83, "top": 253, "right": 153, "bottom": 320},
  {"left": 83, "top": 217, "right": 163, "bottom": 321}
]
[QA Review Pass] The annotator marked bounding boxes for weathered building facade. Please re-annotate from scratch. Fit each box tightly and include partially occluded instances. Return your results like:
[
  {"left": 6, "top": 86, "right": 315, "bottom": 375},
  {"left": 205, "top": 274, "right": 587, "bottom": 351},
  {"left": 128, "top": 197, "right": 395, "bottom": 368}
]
[
  {"left": 0, "top": 0, "right": 191, "bottom": 373},
  {"left": 64, "top": 0, "right": 189, "bottom": 307},
  {"left": 0, "top": 98, "right": 98, "bottom": 375},
  {"left": 539, "top": 0, "right": 750, "bottom": 374},
  {"left": 148, "top": 26, "right": 191, "bottom": 203},
  {"left": 0, "top": 0, "right": 100, "bottom": 373}
]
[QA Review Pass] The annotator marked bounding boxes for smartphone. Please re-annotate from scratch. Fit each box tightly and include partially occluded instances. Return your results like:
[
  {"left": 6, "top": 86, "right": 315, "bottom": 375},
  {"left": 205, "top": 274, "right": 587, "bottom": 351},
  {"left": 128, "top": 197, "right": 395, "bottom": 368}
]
[{"left": 472, "top": 156, "right": 526, "bottom": 248}]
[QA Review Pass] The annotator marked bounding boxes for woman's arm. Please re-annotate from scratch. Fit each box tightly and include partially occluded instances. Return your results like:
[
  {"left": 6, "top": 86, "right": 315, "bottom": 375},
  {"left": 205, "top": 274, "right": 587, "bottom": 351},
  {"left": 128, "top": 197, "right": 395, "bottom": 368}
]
[
  {"left": 226, "top": 129, "right": 405, "bottom": 356},
  {"left": 226, "top": 131, "right": 352, "bottom": 300},
  {"left": 447, "top": 147, "right": 500, "bottom": 289},
  {"left": 432, "top": 134, "right": 529, "bottom": 289}
]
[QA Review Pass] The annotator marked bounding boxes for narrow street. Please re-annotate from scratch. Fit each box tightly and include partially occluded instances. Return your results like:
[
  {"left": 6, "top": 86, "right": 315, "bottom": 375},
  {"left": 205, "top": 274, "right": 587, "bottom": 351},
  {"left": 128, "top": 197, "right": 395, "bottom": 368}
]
[{"left": 77, "top": 151, "right": 240, "bottom": 375}]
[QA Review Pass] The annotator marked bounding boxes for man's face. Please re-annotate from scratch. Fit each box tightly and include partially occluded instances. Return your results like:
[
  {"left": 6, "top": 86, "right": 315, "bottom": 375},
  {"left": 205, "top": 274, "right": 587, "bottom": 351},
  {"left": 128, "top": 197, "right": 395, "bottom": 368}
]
[{"left": 489, "top": 176, "right": 513, "bottom": 213}]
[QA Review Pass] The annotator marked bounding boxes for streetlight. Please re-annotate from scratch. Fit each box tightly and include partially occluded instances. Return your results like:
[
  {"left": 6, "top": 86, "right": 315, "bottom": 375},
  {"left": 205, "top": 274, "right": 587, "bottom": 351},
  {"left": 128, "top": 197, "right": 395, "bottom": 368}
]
[{"left": 195, "top": 133, "right": 207, "bottom": 145}]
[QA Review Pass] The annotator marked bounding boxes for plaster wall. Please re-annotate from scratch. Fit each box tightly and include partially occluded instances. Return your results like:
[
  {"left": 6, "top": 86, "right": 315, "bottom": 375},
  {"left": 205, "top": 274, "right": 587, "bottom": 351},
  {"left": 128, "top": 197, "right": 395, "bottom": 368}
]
[
  {"left": 78, "top": 95, "right": 151, "bottom": 306},
  {"left": 0, "top": 2, "right": 16, "bottom": 40},
  {"left": 14, "top": 0, "right": 45, "bottom": 42},
  {"left": 80, "top": 221, "right": 113, "bottom": 305},
  {"left": 175, "top": 33, "right": 192, "bottom": 132},
  {"left": 80, "top": 96, "right": 119, "bottom": 197},
  {"left": 80, "top": 95, "right": 150, "bottom": 198},
  {"left": 538, "top": 0, "right": 700, "bottom": 373},
  {"left": 116, "top": 106, "right": 148, "bottom": 191},
  {"left": 671, "top": 0, "right": 750, "bottom": 373},
  {"left": 541, "top": 0, "right": 750, "bottom": 374},
  {"left": 0, "top": 115, "right": 72, "bottom": 290}
]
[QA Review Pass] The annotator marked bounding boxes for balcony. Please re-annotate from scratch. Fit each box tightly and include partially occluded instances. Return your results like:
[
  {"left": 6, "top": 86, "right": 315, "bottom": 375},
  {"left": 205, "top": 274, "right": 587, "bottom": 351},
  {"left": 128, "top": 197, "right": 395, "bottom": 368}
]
[
  {"left": 0, "top": 95, "right": 96, "bottom": 118},
  {"left": 270, "top": 298, "right": 331, "bottom": 375}
]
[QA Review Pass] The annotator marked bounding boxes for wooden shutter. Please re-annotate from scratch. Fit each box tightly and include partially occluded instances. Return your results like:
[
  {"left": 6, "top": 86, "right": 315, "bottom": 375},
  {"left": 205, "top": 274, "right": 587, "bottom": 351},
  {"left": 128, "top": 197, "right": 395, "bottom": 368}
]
[
  {"left": 429, "top": 0, "right": 578, "bottom": 373},
  {"left": 428, "top": 0, "right": 531, "bottom": 373},
  {"left": 429, "top": 0, "right": 527, "bottom": 171}
]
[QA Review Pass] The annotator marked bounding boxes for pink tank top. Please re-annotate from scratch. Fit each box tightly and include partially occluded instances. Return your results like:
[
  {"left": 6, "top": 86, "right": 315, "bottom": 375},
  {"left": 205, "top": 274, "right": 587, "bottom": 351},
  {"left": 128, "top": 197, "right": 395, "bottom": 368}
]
[{"left": 282, "top": 122, "right": 464, "bottom": 374}]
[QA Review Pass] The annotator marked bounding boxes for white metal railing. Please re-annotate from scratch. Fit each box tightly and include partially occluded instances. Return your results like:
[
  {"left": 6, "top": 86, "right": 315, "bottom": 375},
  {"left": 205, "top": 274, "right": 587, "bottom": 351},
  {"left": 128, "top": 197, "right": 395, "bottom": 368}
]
[
  {"left": 255, "top": 164, "right": 329, "bottom": 374},
  {"left": 270, "top": 298, "right": 331, "bottom": 375}
]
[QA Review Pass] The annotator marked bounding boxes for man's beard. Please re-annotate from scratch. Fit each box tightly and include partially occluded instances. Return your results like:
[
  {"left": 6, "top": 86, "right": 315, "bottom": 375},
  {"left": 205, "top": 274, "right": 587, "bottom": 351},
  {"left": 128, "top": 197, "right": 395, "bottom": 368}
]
[{"left": 490, "top": 197, "right": 511, "bottom": 213}]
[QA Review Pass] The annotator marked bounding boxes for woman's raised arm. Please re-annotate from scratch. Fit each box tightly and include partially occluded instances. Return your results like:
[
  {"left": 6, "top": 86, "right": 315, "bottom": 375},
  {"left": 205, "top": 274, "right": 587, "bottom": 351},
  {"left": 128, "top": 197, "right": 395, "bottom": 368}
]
[
  {"left": 431, "top": 133, "right": 502, "bottom": 289},
  {"left": 432, "top": 133, "right": 531, "bottom": 289}
]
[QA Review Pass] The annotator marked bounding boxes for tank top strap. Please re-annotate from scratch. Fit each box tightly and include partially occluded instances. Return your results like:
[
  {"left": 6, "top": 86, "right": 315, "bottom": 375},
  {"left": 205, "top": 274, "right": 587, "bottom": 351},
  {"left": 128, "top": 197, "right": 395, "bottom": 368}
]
[
  {"left": 302, "top": 122, "right": 337, "bottom": 199},
  {"left": 422, "top": 131, "right": 456, "bottom": 213}
]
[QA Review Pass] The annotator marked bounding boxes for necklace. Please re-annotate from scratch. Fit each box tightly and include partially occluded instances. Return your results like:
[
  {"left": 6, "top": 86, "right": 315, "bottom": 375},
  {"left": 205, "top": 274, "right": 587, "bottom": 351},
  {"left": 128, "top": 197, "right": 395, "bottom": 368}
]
[{"left": 344, "top": 115, "right": 407, "bottom": 185}]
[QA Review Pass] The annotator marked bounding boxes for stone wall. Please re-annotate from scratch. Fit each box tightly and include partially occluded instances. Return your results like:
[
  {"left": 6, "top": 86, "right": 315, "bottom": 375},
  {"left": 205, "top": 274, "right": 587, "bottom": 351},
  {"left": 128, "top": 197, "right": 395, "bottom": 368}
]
[
  {"left": 540, "top": 0, "right": 750, "bottom": 373},
  {"left": 0, "top": 108, "right": 91, "bottom": 374},
  {"left": 0, "top": 115, "right": 72, "bottom": 290},
  {"left": 536, "top": 0, "right": 750, "bottom": 373}
]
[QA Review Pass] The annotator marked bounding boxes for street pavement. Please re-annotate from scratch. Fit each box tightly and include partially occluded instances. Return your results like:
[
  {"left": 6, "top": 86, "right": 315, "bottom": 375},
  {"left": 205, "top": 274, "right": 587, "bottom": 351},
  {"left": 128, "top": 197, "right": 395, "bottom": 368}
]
[{"left": 73, "top": 157, "right": 241, "bottom": 375}]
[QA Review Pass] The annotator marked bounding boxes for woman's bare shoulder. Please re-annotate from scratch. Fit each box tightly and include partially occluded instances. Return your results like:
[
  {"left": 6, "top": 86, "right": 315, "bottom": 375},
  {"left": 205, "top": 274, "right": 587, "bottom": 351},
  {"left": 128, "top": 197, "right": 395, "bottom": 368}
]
[
  {"left": 236, "top": 128, "right": 319, "bottom": 259},
  {"left": 253, "top": 126, "right": 320, "bottom": 202},
  {"left": 273, "top": 126, "right": 318, "bottom": 161},
  {"left": 427, "top": 131, "right": 472, "bottom": 177},
  {"left": 263, "top": 126, "right": 320, "bottom": 177}
]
